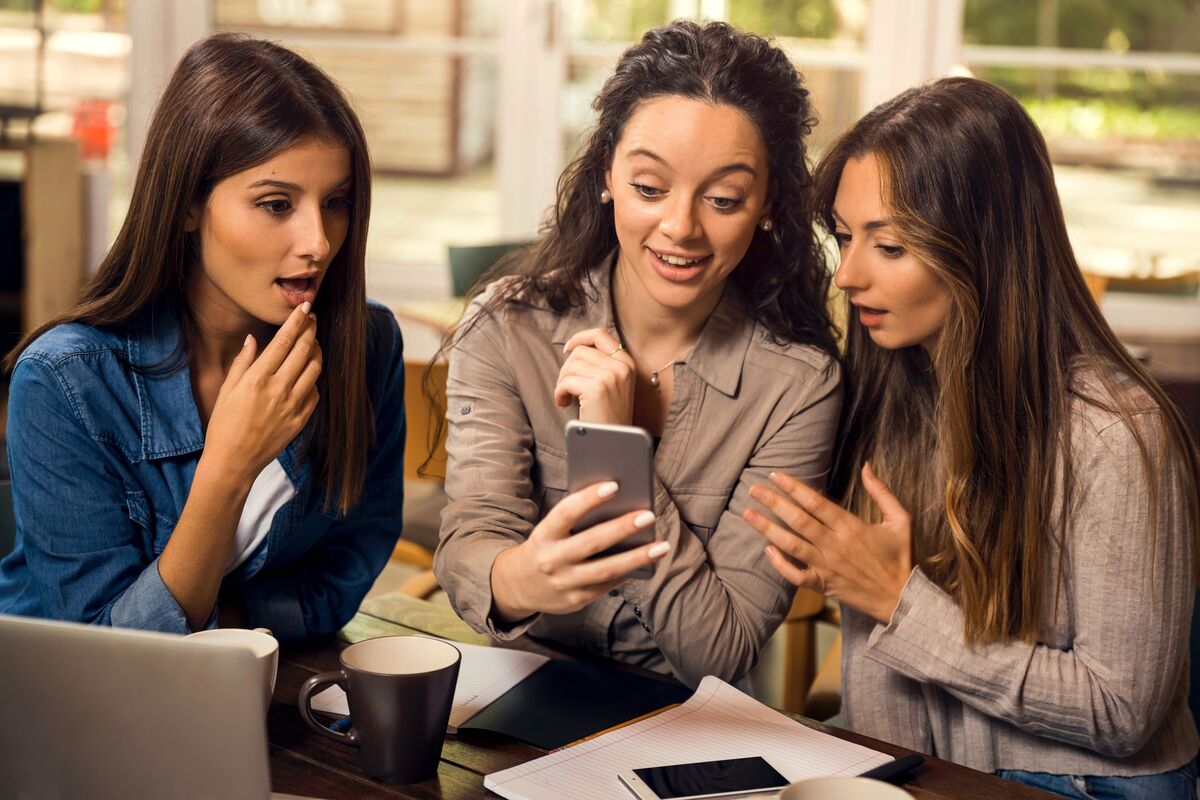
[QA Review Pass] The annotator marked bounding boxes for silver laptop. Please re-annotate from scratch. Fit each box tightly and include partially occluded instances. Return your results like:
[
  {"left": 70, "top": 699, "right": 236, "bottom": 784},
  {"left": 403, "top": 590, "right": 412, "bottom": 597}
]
[{"left": 0, "top": 614, "right": 318, "bottom": 800}]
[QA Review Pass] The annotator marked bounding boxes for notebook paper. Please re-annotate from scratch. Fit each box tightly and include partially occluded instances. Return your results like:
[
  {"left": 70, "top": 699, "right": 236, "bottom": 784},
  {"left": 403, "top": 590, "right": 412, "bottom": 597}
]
[
  {"left": 310, "top": 635, "right": 549, "bottom": 732},
  {"left": 484, "top": 676, "right": 893, "bottom": 800}
]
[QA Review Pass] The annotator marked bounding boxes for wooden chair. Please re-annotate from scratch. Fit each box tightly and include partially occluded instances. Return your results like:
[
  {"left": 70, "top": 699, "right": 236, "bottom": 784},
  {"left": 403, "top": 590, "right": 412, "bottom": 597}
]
[
  {"left": 392, "top": 359, "right": 448, "bottom": 598},
  {"left": 780, "top": 588, "right": 842, "bottom": 719}
]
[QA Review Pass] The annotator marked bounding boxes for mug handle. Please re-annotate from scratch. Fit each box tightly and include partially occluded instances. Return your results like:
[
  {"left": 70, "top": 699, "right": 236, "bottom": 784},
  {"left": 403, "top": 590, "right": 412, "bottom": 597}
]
[{"left": 299, "top": 670, "right": 358, "bottom": 746}]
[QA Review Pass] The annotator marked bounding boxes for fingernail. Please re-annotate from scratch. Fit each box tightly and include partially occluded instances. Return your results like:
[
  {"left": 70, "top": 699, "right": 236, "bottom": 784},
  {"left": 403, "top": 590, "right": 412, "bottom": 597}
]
[
  {"left": 597, "top": 481, "right": 619, "bottom": 497},
  {"left": 749, "top": 485, "right": 765, "bottom": 502},
  {"left": 243, "top": 334, "right": 253, "bottom": 347},
  {"left": 300, "top": 301, "right": 312, "bottom": 314},
  {"left": 770, "top": 471, "right": 792, "bottom": 487},
  {"left": 648, "top": 541, "right": 671, "bottom": 558},
  {"left": 562, "top": 342, "right": 569, "bottom": 354},
  {"left": 633, "top": 510, "right": 655, "bottom": 528}
]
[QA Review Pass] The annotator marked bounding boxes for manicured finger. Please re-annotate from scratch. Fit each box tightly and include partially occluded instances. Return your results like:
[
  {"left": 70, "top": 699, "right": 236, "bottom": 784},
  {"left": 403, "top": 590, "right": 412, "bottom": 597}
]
[
  {"left": 862, "top": 462, "right": 909, "bottom": 523},
  {"left": 747, "top": 484, "right": 829, "bottom": 544},
  {"left": 538, "top": 480, "right": 619, "bottom": 541},
  {"left": 558, "top": 508, "right": 656, "bottom": 563},
  {"left": 570, "top": 538, "right": 671, "bottom": 586},
  {"left": 290, "top": 342, "right": 323, "bottom": 397},
  {"left": 744, "top": 508, "right": 819, "bottom": 566},
  {"left": 251, "top": 302, "right": 312, "bottom": 376},
  {"left": 769, "top": 471, "right": 853, "bottom": 530},
  {"left": 224, "top": 333, "right": 258, "bottom": 389},
  {"left": 274, "top": 316, "right": 318, "bottom": 388},
  {"left": 563, "top": 327, "right": 620, "bottom": 354},
  {"left": 764, "top": 545, "right": 822, "bottom": 590}
]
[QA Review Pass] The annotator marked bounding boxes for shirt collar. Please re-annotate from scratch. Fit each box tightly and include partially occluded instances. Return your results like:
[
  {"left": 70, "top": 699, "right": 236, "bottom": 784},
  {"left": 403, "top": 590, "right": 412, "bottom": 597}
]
[
  {"left": 124, "top": 305, "right": 206, "bottom": 460},
  {"left": 550, "top": 253, "right": 755, "bottom": 397}
]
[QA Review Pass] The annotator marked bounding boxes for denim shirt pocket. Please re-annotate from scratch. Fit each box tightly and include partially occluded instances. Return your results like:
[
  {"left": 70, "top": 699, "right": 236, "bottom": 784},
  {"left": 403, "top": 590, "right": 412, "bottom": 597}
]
[{"left": 124, "top": 490, "right": 178, "bottom": 556}]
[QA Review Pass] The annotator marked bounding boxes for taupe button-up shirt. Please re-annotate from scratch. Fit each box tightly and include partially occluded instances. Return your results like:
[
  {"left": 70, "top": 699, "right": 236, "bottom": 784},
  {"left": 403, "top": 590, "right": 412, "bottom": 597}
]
[{"left": 434, "top": 262, "right": 842, "bottom": 686}]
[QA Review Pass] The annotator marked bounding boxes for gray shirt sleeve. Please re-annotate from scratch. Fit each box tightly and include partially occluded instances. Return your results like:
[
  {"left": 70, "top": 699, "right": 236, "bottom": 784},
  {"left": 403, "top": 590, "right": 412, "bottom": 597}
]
[{"left": 862, "top": 411, "right": 1196, "bottom": 757}]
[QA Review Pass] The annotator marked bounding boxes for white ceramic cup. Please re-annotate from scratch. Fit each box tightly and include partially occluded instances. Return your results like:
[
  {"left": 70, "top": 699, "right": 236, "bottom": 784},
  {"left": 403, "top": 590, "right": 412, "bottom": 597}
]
[
  {"left": 780, "top": 776, "right": 914, "bottom": 800},
  {"left": 185, "top": 627, "right": 279, "bottom": 711}
]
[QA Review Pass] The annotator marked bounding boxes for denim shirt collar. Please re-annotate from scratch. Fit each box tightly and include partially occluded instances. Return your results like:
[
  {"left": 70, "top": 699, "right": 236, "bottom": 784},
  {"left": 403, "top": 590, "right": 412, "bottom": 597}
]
[
  {"left": 550, "top": 253, "right": 755, "bottom": 397},
  {"left": 124, "top": 305, "right": 206, "bottom": 461},
  {"left": 124, "top": 305, "right": 307, "bottom": 481}
]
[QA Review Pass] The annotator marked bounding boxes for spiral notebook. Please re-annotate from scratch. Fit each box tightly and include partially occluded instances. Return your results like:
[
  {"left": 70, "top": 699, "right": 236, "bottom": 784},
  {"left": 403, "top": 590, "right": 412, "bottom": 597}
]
[{"left": 483, "top": 676, "right": 894, "bottom": 800}]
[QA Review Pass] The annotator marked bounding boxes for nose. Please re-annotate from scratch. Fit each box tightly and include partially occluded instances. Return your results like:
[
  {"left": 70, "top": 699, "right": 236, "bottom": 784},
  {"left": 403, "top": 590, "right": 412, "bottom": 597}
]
[
  {"left": 658, "top": 192, "right": 702, "bottom": 243},
  {"left": 296, "top": 204, "right": 331, "bottom": 264},
  {"left": 833, "top": 240, "right": 867, "bottom": 292}
]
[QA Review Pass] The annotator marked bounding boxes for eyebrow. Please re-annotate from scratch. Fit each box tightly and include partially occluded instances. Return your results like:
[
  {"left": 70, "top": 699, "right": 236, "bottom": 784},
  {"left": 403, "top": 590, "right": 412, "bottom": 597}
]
[
  {"left": 247, "top": 177, "right": 352, "bottom": 192},
  {"left": 626, "top": 148, "right": 758, "bottom": 180},
  {"left": 831, "top": 208, "right": 891, "bottom": 231}
]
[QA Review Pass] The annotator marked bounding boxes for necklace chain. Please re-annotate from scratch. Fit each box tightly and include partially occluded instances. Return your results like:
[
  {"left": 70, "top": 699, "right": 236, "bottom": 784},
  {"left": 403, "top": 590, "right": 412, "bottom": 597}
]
[{"left": 619, "top": 337, "right": 691, "bottom": 389}]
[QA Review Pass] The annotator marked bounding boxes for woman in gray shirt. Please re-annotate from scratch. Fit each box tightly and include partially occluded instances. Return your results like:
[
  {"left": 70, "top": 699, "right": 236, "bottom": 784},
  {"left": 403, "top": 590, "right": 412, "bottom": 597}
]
[
  {"left": 433, "top": 21, "right": 841, "bottom": 687},
  {"left": 746, "top": 77, "right": 1200, "bottom": 797}
]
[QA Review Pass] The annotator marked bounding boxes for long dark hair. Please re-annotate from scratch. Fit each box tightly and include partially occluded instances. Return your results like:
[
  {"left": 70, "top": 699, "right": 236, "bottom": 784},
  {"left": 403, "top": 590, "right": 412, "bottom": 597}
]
[
  {"left": 6, "top": 32, "right": 375, "bottom": 515},
  {"left": 815, "top": 77, "right": 1200, "bottom": 643},
  {"left": 465, "top": 19, "right": 836, "bottom": 354}
]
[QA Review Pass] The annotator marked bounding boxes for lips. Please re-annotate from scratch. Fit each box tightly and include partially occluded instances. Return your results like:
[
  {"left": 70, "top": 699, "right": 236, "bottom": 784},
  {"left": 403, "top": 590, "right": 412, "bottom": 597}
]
[
  {"left": 854, "top": 304, "right": 887, "bottom": 327},
  {"left": 276, "top": 275, "right": 318, "bottom": 307},
  {"left": 646, "top": 247, "right": 711, "bottom": 283}
]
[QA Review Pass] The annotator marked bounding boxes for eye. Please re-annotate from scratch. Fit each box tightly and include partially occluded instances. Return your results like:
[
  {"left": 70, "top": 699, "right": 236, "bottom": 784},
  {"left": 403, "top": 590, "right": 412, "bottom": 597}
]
[
  {"left": 876, "top": 244, "right": 905, "bottom": 259},
  {"left": 256, "top": 198, "right": 291, "bottom": 216},
  {"left": 629, "top": 182, "right": 664, "bottom": 199},
  {"left": 833, "top": 231, "right": 851, "bottom": 249},
  {"left": 325, "top": 195, "right": 352, "bottom": 212},
  {"left": 707, "top": 196, "right": 744, "bottom": 212}
]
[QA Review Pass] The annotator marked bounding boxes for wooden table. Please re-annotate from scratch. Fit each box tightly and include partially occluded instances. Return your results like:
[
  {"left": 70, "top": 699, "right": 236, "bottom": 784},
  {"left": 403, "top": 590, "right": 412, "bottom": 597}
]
[{"left": 267, "top": 594, "right": 1053, "bottom": 799}]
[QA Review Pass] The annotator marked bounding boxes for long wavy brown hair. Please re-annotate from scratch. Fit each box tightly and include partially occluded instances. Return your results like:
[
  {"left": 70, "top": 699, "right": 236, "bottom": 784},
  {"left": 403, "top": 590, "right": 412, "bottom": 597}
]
[
  {"left": 459, "top": 19, "right": 836, "bottom": 353},
  {"left": 816, "top": 77, "right": 1200, "bottom": 644},
  {"left": 6, "top": 33, "right": 375, "bottom": 515}
]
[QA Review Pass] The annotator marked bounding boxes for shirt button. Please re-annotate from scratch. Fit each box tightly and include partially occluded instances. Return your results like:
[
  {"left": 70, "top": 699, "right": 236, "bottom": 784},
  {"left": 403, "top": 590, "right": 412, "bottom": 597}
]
[
  {"left": 633, "top": 606, "right": 642, "bottom": 617},
  {"left": 641, "top": 622, "right": 651, "bottom": 632},
  {"left": 608, "top": 590, "right": 619, "bottom": 597},
  {"left": 460, "top": 404, "right": 472, "bottom": 414}
]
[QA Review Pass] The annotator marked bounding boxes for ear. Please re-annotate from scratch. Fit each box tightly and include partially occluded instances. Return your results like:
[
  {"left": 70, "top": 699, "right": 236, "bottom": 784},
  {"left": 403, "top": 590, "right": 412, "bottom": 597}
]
[
  {"left": 183, "top": 203, "right": 201, "bottom": 233},
  {"left": 603, "top": 169, "right": 613, "bottom": 197}
]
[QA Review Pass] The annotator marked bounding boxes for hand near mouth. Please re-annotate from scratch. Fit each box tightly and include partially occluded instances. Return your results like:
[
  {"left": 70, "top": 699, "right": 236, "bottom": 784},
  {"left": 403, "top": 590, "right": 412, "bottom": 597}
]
[{"left": 201, "top": 301, "right": 323, "bottom": 484}]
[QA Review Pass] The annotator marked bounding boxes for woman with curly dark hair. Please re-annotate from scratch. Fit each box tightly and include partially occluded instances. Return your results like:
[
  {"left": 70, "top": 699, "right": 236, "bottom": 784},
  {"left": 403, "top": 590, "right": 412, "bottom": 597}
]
[{"left": 434, "top": 20, "right": 841, "bottom": 686}]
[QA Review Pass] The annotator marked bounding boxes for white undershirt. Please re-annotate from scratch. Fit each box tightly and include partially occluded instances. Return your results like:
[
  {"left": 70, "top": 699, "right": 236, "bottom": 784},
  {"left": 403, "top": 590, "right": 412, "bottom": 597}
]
[{"left": 224, "top": 458, "right": 297, "bottom": 574}]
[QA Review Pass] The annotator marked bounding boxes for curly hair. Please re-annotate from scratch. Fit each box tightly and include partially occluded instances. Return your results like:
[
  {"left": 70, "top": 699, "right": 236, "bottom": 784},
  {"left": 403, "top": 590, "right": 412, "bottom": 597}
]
[{"left": 467, "top": 19, "right": 836, "bottom": 356}]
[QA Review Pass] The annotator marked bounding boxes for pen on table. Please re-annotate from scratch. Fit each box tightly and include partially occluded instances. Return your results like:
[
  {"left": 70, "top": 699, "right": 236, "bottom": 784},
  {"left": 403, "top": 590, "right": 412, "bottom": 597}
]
[
  {"left": 328, "top": 716, "right": 352, "bottom": 733},
  {"left": 858, "top": 754, "right": 924, "bottom": 783}
]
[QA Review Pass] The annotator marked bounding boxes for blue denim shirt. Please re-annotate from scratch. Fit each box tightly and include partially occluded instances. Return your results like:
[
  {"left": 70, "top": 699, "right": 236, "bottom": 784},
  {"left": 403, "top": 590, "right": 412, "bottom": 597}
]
[{"left": 0, "top": 301, "right": 405, "bottom": 641}]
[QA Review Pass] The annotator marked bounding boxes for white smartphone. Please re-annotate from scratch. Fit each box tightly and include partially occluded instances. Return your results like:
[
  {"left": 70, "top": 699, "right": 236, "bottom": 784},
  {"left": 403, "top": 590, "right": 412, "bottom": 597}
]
[
  {"left": 565, "top": 420, "right": 656, "bottom": 575},
  {"left": 617, "top": 756, "right": 790, "bottom": 800}
]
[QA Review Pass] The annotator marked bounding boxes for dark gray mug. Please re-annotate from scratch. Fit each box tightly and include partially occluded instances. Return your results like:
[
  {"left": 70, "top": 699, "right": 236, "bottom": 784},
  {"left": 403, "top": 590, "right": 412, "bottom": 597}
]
[{"left": 299, "top": 635, "right": 461, "bottom": 783}]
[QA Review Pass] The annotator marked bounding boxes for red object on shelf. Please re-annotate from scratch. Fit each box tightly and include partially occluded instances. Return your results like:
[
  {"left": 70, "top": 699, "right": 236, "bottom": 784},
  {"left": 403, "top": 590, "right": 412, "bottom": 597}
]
[{"left": 73, "top": 99, "right": 116, "bottom": 161}]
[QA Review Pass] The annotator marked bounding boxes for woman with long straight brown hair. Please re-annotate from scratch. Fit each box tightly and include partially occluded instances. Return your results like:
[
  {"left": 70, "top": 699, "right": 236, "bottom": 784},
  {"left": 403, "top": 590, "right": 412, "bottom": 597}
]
[
  {"left": 434, "top": 20, "right": 841, "bottom": 687},
  {"left": 0, "top": 33, "right": 406, "bottom": 640},
  {"left": 745, "top": 77, "right": 1200, "bottom": 796}
]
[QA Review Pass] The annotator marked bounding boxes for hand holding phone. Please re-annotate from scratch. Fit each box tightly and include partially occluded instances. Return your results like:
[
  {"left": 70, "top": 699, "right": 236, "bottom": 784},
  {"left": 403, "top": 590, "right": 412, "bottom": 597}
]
[{"left": 489, "top": 425, "right": 669, "bottom": 623}]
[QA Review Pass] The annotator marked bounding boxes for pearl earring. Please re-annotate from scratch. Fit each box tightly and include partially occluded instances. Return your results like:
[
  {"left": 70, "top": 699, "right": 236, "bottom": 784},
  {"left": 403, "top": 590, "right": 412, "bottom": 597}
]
[
  {"left": 599, "top": 189, "right": 612, "bottom": 204},
  {"left": 759, "top": 217, "right": 773, "bottom": 231}
]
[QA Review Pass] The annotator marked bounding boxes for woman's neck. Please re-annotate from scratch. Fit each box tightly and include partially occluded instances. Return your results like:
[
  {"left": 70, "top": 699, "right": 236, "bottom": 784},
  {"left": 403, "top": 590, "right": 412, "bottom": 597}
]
[
  {"left": 610, "top": 255, "right": 724, "bottom": 361},
  {"left": 185, "top": 271, "right": 274, "bottom": 376}
]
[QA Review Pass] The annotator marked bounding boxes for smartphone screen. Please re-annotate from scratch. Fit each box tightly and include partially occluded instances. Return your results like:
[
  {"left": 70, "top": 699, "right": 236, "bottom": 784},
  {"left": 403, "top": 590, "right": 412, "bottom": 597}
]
[{"left": 631, "top": 756, "right": 788, "bottom": 799}]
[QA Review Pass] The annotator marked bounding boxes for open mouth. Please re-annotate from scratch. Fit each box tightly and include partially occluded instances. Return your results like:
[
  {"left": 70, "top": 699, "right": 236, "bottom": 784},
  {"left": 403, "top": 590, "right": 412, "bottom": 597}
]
[
  {"left": 647, "top": 247, "right": 711, "bottom": 281},
  {"left": 276, "top": 275, "right": 318, "bottom": 308}
]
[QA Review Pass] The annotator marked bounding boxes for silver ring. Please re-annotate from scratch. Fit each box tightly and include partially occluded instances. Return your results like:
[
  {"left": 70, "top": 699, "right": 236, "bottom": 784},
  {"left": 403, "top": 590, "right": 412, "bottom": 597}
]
[{"left": 607, "top": 344, "right": 625, "bottom": 357}]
